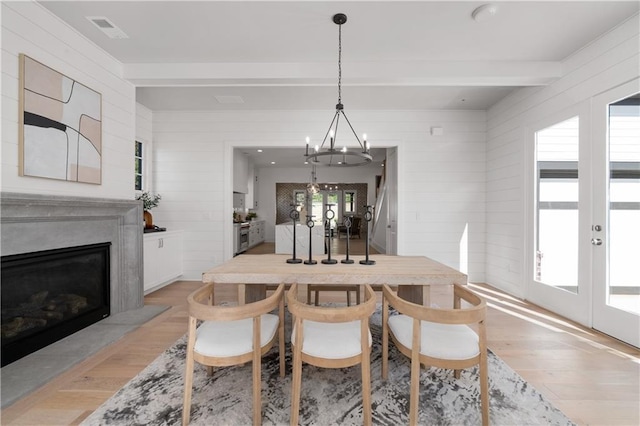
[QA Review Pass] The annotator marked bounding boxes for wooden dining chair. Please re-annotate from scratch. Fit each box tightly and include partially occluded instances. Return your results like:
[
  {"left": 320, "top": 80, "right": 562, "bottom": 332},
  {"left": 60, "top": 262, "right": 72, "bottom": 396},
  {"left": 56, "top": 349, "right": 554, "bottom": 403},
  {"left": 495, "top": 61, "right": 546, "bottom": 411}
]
[
  {"left": 287, "top": 283, "right": 377, "bottom": 426},
  {"left": 381, "top": 284, "right": 489, "bottom": 426},
  {"left": 182, "top": 282, "right": 285, "bottom": 426}
]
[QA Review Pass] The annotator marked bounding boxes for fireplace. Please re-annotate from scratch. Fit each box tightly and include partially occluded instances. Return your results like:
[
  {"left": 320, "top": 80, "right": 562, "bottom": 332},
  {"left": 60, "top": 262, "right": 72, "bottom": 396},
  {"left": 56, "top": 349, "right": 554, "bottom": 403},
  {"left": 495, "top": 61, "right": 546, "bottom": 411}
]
[
  {"left": 1, "top": 243, "right": 111, "bottom": 366},
  {"left": 1, "top": 192, "right": 144, "bottom": 368}
]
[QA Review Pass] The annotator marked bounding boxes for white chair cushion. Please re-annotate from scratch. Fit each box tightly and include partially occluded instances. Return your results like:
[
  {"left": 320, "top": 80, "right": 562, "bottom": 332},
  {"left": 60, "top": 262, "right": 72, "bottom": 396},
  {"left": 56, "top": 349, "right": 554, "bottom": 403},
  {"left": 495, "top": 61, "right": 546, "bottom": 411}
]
[
  {"left": 388, "top": 314, "right": 479, "bottom": 360},
  {"left": 292, "top": 320, "right": 372, "bottom": 359},
  {"left": 194, "top": 314, "right": 279, "bottom": 358}
]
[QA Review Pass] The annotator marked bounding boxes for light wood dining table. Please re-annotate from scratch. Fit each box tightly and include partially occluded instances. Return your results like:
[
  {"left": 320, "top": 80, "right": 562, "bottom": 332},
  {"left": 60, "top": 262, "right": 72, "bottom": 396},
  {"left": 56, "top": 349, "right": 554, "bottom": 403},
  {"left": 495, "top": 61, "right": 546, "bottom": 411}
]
[{"left": 201, "top": 254, "right": 468, "bottom": 305}]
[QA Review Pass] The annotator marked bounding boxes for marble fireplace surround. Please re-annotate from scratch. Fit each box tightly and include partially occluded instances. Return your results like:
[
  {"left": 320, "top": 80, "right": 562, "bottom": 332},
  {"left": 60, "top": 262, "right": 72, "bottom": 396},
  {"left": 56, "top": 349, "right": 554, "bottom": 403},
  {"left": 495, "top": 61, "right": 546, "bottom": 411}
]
[{"left": 1, "top": 192, "right": 144, "bottom": 314}]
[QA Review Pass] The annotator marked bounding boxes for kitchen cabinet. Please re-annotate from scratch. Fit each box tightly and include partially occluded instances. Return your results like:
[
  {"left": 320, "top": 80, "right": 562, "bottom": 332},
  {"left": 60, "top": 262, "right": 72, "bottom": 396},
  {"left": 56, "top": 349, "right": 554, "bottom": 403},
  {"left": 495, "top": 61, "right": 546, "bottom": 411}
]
[
  {"left": 233, "top": 192, "right": 245, "bottom": 209},
  {"left": 246, "top": 160, "right": 255, "bottom": 209},
  {"left": 248, "top": 220, "right": 265, "bottom": 248},
  {"left": 233, "top": 149, "right": 249, "bottom": 193},
  {"left": 143, "top": 230, "right": 183, "bottom": 293},
  {"left": 252, "top": 173, "right": 259, "bottom": 209}
]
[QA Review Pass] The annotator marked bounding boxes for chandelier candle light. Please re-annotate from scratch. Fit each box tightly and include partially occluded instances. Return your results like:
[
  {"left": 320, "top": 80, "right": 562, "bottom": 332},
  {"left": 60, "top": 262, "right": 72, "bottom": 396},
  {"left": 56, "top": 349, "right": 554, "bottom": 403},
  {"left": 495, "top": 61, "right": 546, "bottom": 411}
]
[{"left": 304, "top": 13, "right": 372, "bottom": 168}]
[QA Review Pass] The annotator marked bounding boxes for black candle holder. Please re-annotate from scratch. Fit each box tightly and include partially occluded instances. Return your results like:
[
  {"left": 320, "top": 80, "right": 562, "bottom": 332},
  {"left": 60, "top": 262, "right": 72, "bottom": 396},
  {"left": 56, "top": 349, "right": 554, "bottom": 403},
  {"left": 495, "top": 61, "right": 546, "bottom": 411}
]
[
  {"left": 341, "top": 216, "right": 354, "bottom": 264},
  {"left": 304, "top": 215, "right": 317, "bottom": 265},
  {"left": 322, "top": 204, "right": 338, "bottom": 265},
  {"left": 286, "top": 206, "right": 302, "bottom": 264},
  {"left": 359, "top": 205, "right": 376, "bottom": 265}
]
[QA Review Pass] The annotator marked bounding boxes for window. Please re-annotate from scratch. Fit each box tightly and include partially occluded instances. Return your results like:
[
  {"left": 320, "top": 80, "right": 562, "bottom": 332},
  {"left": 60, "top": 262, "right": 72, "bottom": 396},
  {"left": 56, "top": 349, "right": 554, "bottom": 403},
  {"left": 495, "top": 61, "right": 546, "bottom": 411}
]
[
  {"left": 294, "top": 190, "right": 306, "bottom": 207},
  {"left": 344, "top": 190, "right": 357, "bottom": 214},
  {"left": 135, "top": 141, "right": 143, "bottom": 190}
]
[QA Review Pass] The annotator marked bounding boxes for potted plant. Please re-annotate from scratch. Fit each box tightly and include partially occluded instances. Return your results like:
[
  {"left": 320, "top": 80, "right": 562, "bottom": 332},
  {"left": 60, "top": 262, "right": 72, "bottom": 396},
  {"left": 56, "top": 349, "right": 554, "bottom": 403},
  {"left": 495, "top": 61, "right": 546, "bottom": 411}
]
[
  {"left": 136, "top": 192, "right": 161, "bottom": 229},
  {"left": 246, "top": 212, "right": 258, "bottom": 221}
]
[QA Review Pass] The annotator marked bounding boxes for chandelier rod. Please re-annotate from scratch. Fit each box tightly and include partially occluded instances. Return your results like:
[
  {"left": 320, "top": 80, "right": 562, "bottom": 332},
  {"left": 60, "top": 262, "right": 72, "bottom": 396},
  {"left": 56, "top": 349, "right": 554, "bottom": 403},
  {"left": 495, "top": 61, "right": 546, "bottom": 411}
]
[
  {"left": 339, "top": 110, "right": 364, "bottom": 148},
  {"left": 320, "top": 111, "right": 340, "bottom": 152},
  {"left": 337, "top": 19, "right": 342, "bottom": 105}
]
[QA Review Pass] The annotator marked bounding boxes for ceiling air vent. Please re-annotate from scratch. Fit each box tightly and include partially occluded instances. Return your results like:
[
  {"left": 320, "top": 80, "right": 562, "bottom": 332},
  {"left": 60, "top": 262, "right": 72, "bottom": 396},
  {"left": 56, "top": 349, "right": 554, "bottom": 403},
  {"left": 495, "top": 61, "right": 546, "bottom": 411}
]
[
  {"left": 86, "top": 16, "right": 129, "bottom": 39},
  {"left": 215, "top": 95, "right": 245, "bottom": 104}
]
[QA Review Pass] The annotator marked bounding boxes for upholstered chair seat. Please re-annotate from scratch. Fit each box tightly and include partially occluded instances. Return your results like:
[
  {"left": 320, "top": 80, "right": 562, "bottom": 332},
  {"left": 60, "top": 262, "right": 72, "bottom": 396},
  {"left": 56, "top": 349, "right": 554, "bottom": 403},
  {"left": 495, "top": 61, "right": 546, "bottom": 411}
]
[
  {"left": 387, "top": 315, "right": 479, "bottom": 360},
  {"left": 194, "top": 314, "right": 280, "bottom": 358},
  {"left": 292, "top": 319, "right": 372, "bottom": 359}
]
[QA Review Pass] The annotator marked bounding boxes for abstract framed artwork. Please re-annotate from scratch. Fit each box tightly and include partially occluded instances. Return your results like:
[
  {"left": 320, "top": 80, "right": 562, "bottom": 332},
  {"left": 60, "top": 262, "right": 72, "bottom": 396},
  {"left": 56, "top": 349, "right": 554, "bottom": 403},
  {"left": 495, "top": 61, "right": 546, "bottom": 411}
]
[{"left": 19, "top": 54, "right": 102, "bottom": 184}]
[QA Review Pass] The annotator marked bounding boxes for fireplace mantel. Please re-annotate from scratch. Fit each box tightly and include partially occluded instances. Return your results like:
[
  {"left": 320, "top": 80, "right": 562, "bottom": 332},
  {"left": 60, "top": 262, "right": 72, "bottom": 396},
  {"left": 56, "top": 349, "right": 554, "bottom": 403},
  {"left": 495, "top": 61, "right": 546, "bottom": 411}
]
[{"left": 1, "top": 192, "right": 144, "bottom": 314}]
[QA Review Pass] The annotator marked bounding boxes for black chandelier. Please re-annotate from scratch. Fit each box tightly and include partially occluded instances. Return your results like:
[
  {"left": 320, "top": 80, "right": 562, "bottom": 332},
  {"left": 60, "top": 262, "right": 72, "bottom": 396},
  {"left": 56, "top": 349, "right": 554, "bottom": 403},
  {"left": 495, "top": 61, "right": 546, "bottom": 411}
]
[{"left": 304, "top": 13, "right": 372, "bottom": 167}]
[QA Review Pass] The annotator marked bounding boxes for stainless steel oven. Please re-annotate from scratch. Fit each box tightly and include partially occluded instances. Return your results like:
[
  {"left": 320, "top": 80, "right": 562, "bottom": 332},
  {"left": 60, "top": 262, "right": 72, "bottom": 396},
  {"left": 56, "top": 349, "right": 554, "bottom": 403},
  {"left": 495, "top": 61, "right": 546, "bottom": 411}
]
[{"left": 239, "top": 223, "right": 250, "bottom": 253}]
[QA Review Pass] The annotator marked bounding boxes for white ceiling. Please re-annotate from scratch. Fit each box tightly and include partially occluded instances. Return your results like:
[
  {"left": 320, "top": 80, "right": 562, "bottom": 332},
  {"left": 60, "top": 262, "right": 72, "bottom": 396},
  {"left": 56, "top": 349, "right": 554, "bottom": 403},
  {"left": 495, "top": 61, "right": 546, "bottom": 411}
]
[
  {"left": 37, "top": 1, "right": 638, "bottom": 166},
  {"left": 39, "top": 1, "right": 639, "bottom": 112}
]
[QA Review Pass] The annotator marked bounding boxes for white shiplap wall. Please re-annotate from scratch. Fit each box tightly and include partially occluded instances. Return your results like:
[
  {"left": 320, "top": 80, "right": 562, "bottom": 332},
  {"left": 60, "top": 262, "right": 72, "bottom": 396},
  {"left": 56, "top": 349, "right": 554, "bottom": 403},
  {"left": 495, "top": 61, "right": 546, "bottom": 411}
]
[
  {"left": 1, "top": 2, "right": 136, "bottom": 200},
  {"left": 152, "top": 109, "right": 487, "bottom": 282},
  {"left": 485, "top": 14, "right": 640, "bottom": 297}
]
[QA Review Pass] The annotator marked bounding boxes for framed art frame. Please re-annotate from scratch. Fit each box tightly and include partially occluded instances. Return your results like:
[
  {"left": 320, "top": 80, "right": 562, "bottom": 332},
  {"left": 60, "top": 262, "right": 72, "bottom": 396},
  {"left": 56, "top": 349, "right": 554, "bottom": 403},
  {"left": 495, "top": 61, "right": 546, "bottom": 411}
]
[{"left": 19, "top": 54, "right": 102, "bottom": 184}]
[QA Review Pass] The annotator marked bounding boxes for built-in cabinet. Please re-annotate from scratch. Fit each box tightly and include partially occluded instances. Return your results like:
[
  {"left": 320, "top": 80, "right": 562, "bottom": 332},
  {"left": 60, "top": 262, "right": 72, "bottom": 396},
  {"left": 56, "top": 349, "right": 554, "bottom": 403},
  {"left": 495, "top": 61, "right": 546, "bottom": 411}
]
[
  {"left": 143, "top": 230, "right": 183, "bottom": 293},
  {"left": 248, "top": 220, "right": 265, "bottom": 248}
]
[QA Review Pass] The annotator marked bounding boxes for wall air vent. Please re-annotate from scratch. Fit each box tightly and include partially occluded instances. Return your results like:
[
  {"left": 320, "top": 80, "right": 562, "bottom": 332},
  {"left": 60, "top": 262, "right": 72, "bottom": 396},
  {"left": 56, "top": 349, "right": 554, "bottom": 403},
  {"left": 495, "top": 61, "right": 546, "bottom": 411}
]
[{"left": 86, "top": 16, "right": 129, "bottom": 39}]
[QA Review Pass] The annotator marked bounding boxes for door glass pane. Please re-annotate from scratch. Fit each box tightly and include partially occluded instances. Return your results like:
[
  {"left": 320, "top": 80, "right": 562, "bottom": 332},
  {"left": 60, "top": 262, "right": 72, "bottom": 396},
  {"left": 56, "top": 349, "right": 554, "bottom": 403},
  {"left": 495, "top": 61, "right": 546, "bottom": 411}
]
[
  {"left": 607, "top": 94, "right": 640, "bottom": 314},
  {"left": 326, "top": 192, "right": 339, "bottom": 232},
  {"left": 535, "top": 116, "right": 580, "bottom": 293},
  {"left": 311, "top": 193, "right": 324, "bottom": 225}
]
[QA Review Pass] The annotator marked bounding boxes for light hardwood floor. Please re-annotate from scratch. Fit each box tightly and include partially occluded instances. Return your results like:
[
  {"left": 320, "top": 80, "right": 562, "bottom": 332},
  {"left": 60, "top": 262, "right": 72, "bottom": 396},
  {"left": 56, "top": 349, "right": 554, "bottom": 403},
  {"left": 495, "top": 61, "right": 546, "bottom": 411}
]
[{"left": 1, "top": 251, "right": 638, "bottom": 425}]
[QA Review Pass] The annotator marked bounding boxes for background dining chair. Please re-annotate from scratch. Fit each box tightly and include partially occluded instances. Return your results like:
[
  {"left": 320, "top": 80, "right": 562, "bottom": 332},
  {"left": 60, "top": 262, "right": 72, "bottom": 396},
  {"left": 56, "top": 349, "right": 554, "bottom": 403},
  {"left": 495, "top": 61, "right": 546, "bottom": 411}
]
[
  {"left": 337, "top": 216, "right": 362, "bottom": 239},
  {"left": 306, "top": 284, "right": 360, "bottom": 306},
  {"left": 182, "top": 282, "right": 285, "bottom": 426},
  {"left": 381, "top": 284, "right": 489, "bottom": 425},
  {"left": 287, "top": 283, "right": 377, "bottom": 426}
]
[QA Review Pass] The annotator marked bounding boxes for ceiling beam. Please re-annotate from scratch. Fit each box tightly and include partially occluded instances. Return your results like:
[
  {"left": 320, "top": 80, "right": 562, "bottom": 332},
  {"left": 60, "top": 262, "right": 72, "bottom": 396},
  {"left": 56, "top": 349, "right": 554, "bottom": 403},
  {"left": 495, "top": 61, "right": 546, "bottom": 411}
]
[{"left": 125, "top": 60, "right": 561, "bottom": 87}]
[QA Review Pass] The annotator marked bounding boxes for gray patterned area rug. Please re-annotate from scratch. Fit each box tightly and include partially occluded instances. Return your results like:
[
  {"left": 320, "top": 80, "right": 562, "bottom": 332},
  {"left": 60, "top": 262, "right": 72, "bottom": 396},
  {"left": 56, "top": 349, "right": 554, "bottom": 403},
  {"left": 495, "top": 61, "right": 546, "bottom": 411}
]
[{"left": 82, "top": 308, "right": 574, "bottom": 426}]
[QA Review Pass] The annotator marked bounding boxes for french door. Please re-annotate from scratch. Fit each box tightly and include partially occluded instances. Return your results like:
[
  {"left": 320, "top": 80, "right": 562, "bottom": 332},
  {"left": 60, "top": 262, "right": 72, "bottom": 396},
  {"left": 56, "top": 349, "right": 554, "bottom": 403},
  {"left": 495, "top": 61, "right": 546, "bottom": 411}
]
[
  {"left": 591, "top": 81, "right": 639, "bottom": 347},
  {"left": 527, "top": 81, "right": 640, "bottom": 347},
  {"left": 527, "top": 102, "right": 592, "bottom": 325},
  {"left": 310, "top": 190, "right": 340, "bottom": 227}
]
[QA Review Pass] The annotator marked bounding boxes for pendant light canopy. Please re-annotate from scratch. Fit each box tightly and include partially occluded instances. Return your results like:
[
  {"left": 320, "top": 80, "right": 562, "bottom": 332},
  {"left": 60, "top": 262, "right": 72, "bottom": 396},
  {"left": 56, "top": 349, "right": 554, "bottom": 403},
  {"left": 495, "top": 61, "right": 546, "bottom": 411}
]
[{"left": 304, "top": 13, "right": 372, "bottom": 167}]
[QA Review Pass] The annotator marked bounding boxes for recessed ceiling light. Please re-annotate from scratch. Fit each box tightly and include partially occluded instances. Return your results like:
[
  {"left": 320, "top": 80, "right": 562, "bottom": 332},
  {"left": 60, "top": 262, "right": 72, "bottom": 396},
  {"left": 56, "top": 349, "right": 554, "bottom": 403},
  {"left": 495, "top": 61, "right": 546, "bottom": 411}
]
[
  {"left": 471, "top": 4, "right": 498, "bottom": 22},
  {"left": 270, "top": 161, "right": 276, "bottom": 165},
  {"left": 257, "top": 149, "right": 263, "bottom": 153},
  {"left": 304, "top": 161, "right": 309, "bottom": 165}
]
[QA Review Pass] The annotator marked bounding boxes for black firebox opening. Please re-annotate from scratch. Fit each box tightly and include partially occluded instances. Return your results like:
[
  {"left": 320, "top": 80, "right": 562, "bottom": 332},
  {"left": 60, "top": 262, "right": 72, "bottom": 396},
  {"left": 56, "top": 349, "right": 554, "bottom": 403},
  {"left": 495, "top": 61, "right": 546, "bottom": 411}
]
[{"left": 1, "top": 242, "right": 111, "bottom": 367}]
